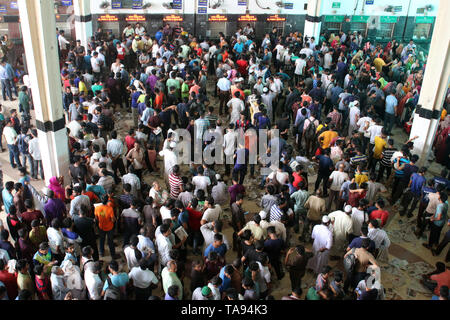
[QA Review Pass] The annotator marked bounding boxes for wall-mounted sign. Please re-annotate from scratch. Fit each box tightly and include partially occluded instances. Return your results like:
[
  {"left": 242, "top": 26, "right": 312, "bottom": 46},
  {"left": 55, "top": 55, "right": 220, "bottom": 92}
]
[
  {"left": 380, "top": 16, "right": 397, "bottom": 23},
  {"left": 366, "top": 0, "right": 374, "bottom": 4},
  {"left": 173, "top": 0, "right": 182, "bottom": 9},
  {"left": 98, "top": 14, "right": 119, "bottom": 22},
  {"left": 324, "top": 15, "right": 345, "bottom": 23},
  {"left": 415, "top": 16, "right": 435, "bottom": 24},
  {"left": 61, "top": 0, "right": 73, "bottom": 6},
  {"left": 132, "top": 0, "right": 143, "bottom": 9},
  {"left": 209, "top": 14, "right": 228, "bottom": 22},
  {"left": 284, "top": 3, "right": 294, "bottom": 9},
  {"left": 238, "top": 14, "right": 257, "bottom": 22},
  {"left": 267, "top": 15, "right": 286, "bottom": 22},
  {"left": 332, "top": 2, "right": 341, "bottom": 9},
  {"left": 351, "top": 15, "right": 370, "bottom": 23},
  {"left": 9, "top": 2, "right": 18, "bottom": 9},
  {"left": 111, "top": 1, "right": 122, "bottom": 9},
  {"left": 126, "top": 14, "right": 146, "bottom": 22},
  {"left": 198, "top": 7, "right": 207, "bottom": 14},
  {"left": 163, "top": 14, "right": 183, "bottom": 22},
  {"left": 393, "top": 6, "right": 402, "bottom": 12},
  {"left": 238, "top": 0, "right": 247, "bottom": 5},
  {"left": 0, "top": 5, "right": 6, "bottom": 13},
  {"left": 198, "top": 0, "right": 208, "bottom": 6}
]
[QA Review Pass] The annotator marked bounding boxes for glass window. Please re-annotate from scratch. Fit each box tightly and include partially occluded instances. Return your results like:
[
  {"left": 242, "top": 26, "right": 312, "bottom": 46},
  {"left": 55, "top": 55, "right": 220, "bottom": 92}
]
[
  {"left": 349, "top": 22, "right": 367, "bottom": 37},
  {"left": 323, "top": 22, "right": 342, "bottom": 33},
  {"left": 377, "top": 23, "right": 394, "bottom": 39},
  {"left": 413, "top": 23, "right": 432, "bottom": 40}
]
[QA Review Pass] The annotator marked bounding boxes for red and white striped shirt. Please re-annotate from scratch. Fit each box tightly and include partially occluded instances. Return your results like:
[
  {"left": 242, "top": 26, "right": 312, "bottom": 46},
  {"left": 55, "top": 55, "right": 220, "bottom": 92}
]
[{"left": 168, "top": 173, "right": 183, "bottom": 199}]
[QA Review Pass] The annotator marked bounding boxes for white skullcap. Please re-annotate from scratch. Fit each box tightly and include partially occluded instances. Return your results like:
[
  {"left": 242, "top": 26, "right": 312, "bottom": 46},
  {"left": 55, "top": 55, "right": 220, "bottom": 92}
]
[
  {"left": 259, "top": 210, "right": 267, "bottom": 220},
  {"left": 344, "top": 205, "right": 353, "bottom": 213},
  {"left": 169, "top": 142, "right": 177, "bottom": 148},
  {"left": 322, "top": 215, "right": 330, "bottom": 223}
]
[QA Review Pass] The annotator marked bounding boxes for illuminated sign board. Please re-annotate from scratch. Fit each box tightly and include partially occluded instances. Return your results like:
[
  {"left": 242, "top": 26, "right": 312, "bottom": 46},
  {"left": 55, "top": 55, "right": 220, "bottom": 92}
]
[
  {"left": 132, "top": 0, "right": 143, "bottom": 9},
  {"left": 61, "top": 0, "right": 73, "bottom": 6},
  {"left": 112, "top": 1, "right": 122, "bottom": 9},
  {"left": 208, "top": 14, "right": 228, "bottom": 22},
  {"left": 98, "top": 14, "right": 119, "bottom": 22},
  {"left": 267, "top": 15, "right": 286, "bottom": 22},
  {"left": 10, "top": 2, "right": 18, "bottom": 9},
  {"left": 238, "top": 14, "right": 257, "bottom": 22},
  {"left": 173, "top": 0, "right": 182, "bottom": 10},
  {"left": 163, "top": 15, "right": 183, "bottom": 22},
  {"left": 126, "top": 14, "right": 146, "bottom": 22},
  {"left": 0, "top": 5, "right": 6, "bottom": 12}
]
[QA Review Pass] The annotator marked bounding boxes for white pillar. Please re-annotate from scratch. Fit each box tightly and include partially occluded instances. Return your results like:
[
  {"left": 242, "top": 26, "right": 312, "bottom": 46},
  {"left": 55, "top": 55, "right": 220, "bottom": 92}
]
[
  {"left": 18, "top": 0, "right": 70, "bottom": 186},
  {"left": 408, "top": 0, "right": 450, "bottom": 166},
  {"left": 74, "top": 0, "right": 93, "bottom": 49},
  {"left": 304, "top": 0, "right": 323, "bottom": 41}
]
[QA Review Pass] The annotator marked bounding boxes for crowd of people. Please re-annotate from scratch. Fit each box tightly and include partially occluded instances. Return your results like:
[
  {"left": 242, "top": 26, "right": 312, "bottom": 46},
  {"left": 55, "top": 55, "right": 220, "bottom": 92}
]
[{"left": 0, "top": 20, "right": 449, "bottom": 301}]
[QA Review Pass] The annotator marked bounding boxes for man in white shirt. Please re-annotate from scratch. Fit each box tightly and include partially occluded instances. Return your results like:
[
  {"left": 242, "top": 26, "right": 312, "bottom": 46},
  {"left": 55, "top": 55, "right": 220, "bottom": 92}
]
[
  {"left": 348, "top": 100, "right": 360, "bottom": 137},
  {"left": 128, "top": 260, "right": 158, "bottom": 300},
  {"left": 227, "top": 92, "right": 244, "bottom": 125},
  {"left": 328, "top": 163, "right": 349, "bottom": 211},
  {"left": 192, "top": 167, "right": 211, "bottom": 196},
  {"left": 200, "top": 220, "right": 230, "bottom": 250},
  {"left": 200, "top": 197, "right": 222, "bottom": 225},
  {"left": 84, "top": 262, "right": 103, "bottom": 300},
  {"left": 306, "top": 215, "right": 333, "bottom": 274},
  {"left": 28, "top": 129, "right": 44, "bottom": 180},
  {"left": 223, "top": 125, "right": 237, "bottom": 176},
  {"left": 58, "top": 30, "right": 70, "bottom": 55},
  {"left": 91, "top": 51, "right": 102, "bottom": 76},
  {"left": 328, "top": 205, "right": 353, "bottom": 258},
  {"left": 159, "top": 142, "right": 177, "bottom": 182},
  {"left": 155, "top": 224, "right": 173, "bottom": 267}
]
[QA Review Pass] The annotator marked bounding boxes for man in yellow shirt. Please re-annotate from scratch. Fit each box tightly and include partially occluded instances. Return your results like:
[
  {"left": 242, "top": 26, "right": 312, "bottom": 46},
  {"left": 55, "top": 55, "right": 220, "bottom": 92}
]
[
  {"left": 318, "top": 123, "right": 338, "bottom": 150},
  {"left": 369, "top": 129, "right": 387, "bottom": 173}
]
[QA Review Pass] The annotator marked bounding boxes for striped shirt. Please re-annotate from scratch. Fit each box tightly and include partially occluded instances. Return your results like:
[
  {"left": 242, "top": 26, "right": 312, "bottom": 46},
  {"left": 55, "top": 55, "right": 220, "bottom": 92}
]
[
  {"left": 269, "top": 204, "right": 283, "bottom": 222},
  {"left": 350, "top": 154, "right": 368, "bottom": 168},
  {"left": 380, "top": 148, "right": 397, "bottom": 167},
  {"left": 195, "top": 118, "right": 209, "bottom": 140},
  {"left": 168, "top": 173, "right": 183, "bottom": 199}
]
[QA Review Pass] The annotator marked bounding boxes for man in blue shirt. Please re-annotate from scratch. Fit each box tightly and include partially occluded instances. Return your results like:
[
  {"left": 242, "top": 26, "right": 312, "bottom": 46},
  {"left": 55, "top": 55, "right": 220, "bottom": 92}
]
[
  {"left": 434, "top": 168, "right": 450, "bottom": 191},
  {"left": 155, "top": 28, "right": 163, "bottom": 44},
  {"left": 102, "top": 260, "right": 129, "bottom": 298},
  {"left": 1, "top": 181, "right": 14, "bottom": 214},
  {"left": 0, "top": 60, "right": 15, "bottom": 101},
  {"left": 218, "top": 264, "right": 234, "bottom": 293},
  {"left": 204, "top": 233, "right": 227, "bottom": 260},
  {"left": 314, "top": 148, "right": 334, "bottom": 197},
  {"left": 384, "top": 91, "right": 397, "bottom": 135},
  {"left": 233, "top": 39, "right": 244, "bottom": 55},
  {"left": 401, "top": 167, "right": 427, "bottom": 218}
]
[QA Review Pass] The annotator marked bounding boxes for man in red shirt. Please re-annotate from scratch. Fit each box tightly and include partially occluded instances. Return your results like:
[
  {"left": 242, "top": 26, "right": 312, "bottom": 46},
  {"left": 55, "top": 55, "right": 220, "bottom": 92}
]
[
  {"left": 186, "top": 198, "right": 203, "bottom": 255},
  {"left": 169, "top": 165, "right": 183, "bottom": 199},
  {"left": 0, "top": 259, "right": 18, "bottom": 299},
  {"left": 125, "top": 129, "right": 137, "bottom": 152},
  {"left": 21, "top": 199, "right": 46, "bottom": 231},
  {"left": 369, "top": 199, "right": 390, "bottom": 227},
  {"left": 421, "top": 262, "right": 450, "bottom": 296},
  {"left": 236, "top": 55, "right": 249, "bottom": 77},
  {"left": 292, "top": 165, "right": 305, "bottom": 190}
]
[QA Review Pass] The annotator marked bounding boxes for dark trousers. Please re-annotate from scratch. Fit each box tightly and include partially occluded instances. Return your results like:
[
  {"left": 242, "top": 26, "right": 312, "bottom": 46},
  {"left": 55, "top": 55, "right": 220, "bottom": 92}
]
[
  {"left": 384, "top": 112, "right": 395, "bottom": 134},
  {"left": 391, "top": 177, "right": 404, "bottom": 202},
  {"left": 288, "top": 270, "right": 303, "bottom": 291},
  {"left": 32, "top": 159, "right": 45, "bottom": 180},
  {"left": 112, "top": 157, "right": 126, "bottom": 177},
  {"left": 134, "top": 286, "right": 152, "bottom": 300},
  {"left": 1, "top": 79, "right": 13, "bottom": 100},
  {"left": 400, "top": 192, "right": 420, "bottom": 216},
  {"left": 218, "top": 90, "right": 230, "bottom": 115},
  {"left": 315, "top": 172, "right": 330, "bottom": 196},
  {"left": 416, "top": 207, "right": 432, "bottom": 237},
  {"left": 435, "top": 230, "right": 450, "bottom": 262},
  {"left": 269, "top": 258, "right": 284, "bottom": 280},
  {"left": 377, "top": 165, "right": 392, "bottom": 182},
  {"left": 99, "top": 229, "right": 115, "bottom": 256},
  {"left": 429, "top": 223, "right": 444, "bottom": 247},
  {"left": 232, "top": 167, "right": 247, "bottom": 185}
]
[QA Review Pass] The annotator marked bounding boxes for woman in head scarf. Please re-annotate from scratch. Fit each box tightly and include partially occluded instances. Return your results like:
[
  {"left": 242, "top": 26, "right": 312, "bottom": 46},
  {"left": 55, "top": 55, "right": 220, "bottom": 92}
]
[{"left": 48, "top": 176, "right": 65, "bottom": 202}]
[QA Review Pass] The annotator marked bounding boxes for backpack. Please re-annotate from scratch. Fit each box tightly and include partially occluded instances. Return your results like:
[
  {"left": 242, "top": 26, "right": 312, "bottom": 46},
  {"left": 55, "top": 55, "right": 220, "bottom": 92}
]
[
  {"left": 305, "top": 118, "right": 317, "bottom": 140},
  {"left": 17, "top": 134, "right": 29, "bottom": 154},
  {"left": 103, "top": 276, "right": 123, "bottom": 300},
  {"left": 343, "top": 247, "right": 357, "bottom": 274}
]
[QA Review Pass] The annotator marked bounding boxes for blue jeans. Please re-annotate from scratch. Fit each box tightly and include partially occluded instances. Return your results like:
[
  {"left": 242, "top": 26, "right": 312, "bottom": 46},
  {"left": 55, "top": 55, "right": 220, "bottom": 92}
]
[
  {"left": 99, "top": 229, "right": 116, "bottom": 256},
  {"left": 1, "top": 79, "right": 13, "bottom": 100},
  {"left": 7, "top": 144, "right": 21, "bottom": 167},
  {"left": 21, "top": 153, "right": 34, "bottom": 174},
  {"left": 384, "top": 112, "right": 395, "bottom": 134},
  {"left": 149, "top": 133, "right": 162, "bottom": 151},
  {"left": 32, "top": 159, "right": 45, "bottom": 180}
]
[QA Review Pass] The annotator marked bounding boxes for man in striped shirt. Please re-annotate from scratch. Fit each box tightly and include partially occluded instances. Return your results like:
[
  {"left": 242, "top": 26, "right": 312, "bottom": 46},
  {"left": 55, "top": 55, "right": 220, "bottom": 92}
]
[
  {"left": 169, "top": 165, "right": 183, "bottom": 199},
  {"left": 270, "top": 201, "right": 284, "bottom": 222},
  {"left": 377, "top": 138, "right": 396, "bottom": 182}
]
